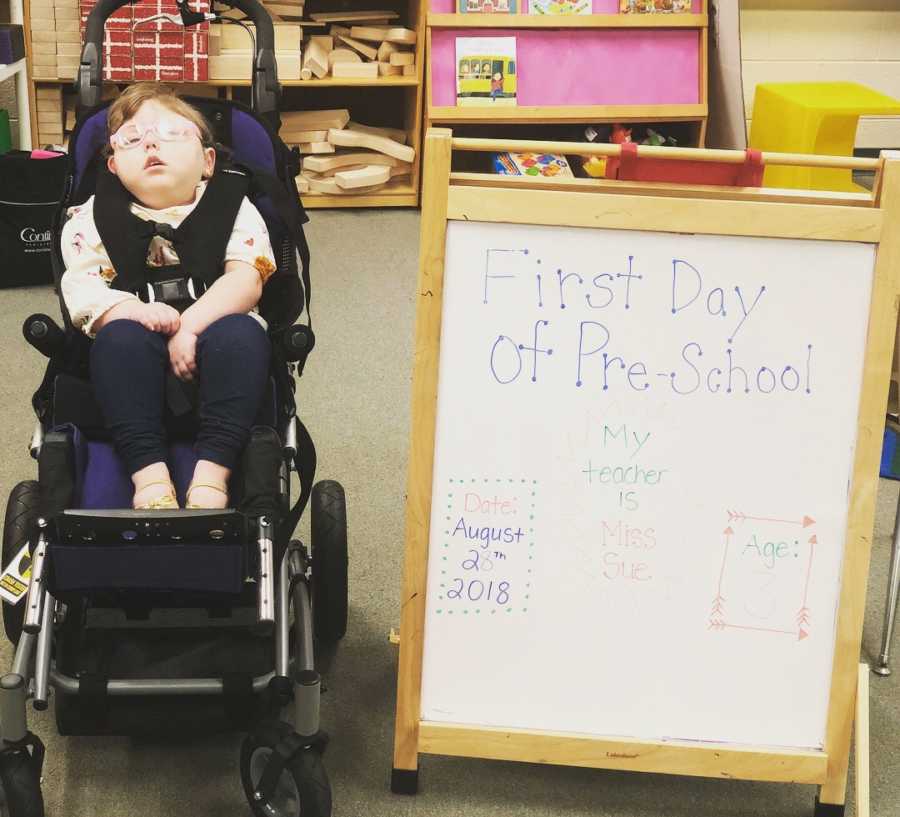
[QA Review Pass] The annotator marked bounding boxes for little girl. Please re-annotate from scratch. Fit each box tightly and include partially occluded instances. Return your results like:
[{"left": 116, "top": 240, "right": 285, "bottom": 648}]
[{"left": 60, "top": 83, "right": 277, "bottom": 510}]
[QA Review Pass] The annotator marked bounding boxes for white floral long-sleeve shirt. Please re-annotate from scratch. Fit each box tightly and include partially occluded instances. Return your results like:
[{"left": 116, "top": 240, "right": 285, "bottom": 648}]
[{"left": 60, "top": 180, "right": 277, "bottom": 337}]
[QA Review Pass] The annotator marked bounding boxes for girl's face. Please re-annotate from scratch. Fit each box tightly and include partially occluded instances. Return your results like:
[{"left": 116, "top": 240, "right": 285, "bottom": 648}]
[{"left": 107, "top": 99, "right": 215, "bottom": 209}]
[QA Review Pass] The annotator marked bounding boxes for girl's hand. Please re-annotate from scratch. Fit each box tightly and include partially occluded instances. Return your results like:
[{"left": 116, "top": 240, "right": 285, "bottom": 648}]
[
  {"left": 135, "top": 302, "right": 181, "bottom": 336},
  {"left": 168, "top": 329, "right": 198, "bottom": 382}
]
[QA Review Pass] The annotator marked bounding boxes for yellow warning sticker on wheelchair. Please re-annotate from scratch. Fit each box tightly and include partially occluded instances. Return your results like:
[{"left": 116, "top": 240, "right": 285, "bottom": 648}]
[{"left": 0, "top": 543, "right": 32, "bottom": 605}]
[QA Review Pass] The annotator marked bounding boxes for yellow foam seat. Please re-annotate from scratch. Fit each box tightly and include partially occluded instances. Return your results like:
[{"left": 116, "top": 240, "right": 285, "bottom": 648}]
[{"left": 749, "top": 81, "right": 900, "bottom": 191}]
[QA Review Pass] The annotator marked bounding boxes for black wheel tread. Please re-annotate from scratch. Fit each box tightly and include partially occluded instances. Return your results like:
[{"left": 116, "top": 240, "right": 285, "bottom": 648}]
[
  {"left": 2, "top": 481, "right": 41, "bottom": 646},
  {"left": 311, "top": 481, "right": 348, "bottom": 645}
]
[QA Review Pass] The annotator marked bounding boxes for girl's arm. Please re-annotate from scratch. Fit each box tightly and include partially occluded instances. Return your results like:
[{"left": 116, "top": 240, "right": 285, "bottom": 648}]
[{"left": 178, "top": 260, "right": 263, "bottom": 336}]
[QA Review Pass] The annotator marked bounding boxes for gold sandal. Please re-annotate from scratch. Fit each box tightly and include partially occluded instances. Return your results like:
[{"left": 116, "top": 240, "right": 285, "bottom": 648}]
[
  {"left": 185, "top": 482, "right": 229, "bottom": 510},
  {"left": 133, "top": 480, "right": 179, "bottom": 510}
]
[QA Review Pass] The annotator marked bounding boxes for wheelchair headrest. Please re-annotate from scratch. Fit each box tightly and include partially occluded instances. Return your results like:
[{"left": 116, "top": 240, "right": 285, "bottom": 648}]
[{"left": 71, "top": 99, "right": 278, "bottom": 197}]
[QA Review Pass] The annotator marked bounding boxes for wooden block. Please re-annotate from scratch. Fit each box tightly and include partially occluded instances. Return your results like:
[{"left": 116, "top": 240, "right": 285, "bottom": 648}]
[
  {"left": 328, "top": 48, "right": 361, "bottom": 67},
  {"left": 350, "top": 26, "right": 390, "bottom": 42},
  {"left": 331, "top": 61, "right": 378, "bottom": 78},
  {"left": 377, "top": 62, "right": 401, "bottom": 77},
  {"left": 338, "top": 35, "right": 378, "bottom": 62},
  {"left": 298, "top": 141, "right": 336, "bottom": 154},
  {"left": 348, "top": 121, "right": 407, "bottom": 144},
  {"left": 36, "top": 99, "right": 63, "bottom": 113},
  {"left": 65, "top": 109, "right": 76, "bottom": 130},
  {"left": 280, "top": 128, "right": 328, "bottom": 143},
  {"left": 309, "top": 34, "right": 333, "bottom": 53},
  {"left": 295, "top": 174, "right": 310, "bottom": 194},
  {"left": 327, "top": 127, "right": 415, "bottom": 163},
  {"left": 216, "top": 22, "right": 302, "bottom": 51},
  {"left": 402, "top": 63, "right": 416, "bottom": 76},
  {"left": 302, "top": 172, "right": 386, "bottom": 196},
  {"left": 28, "top": 18, "right": 57, "bottom": 31},
  {"left": 33, "top": 65, "right": 59, "bottom": 79},
  {"left": 334, "top": 164, "right": 391, "bottom": 189},
  {"left": 389, "top": 51, "right": 414, "bottom": 67},
  {"left": 56, "top": 20, "right": 79, "bottom": 34},
  {"left": 303, "top": 38, "right": 329, "bottom": 79},
  {"left": 303, "top": 151, "right": 399, "bottom": 173},
  {"left": 35, "top": 86, "right": 62, "bottom": 100},
  {"left": 264, "top": 3, "right": 304, "bottom": 17},
  {"left": 55, "top": 58, "right": 78, "bottom": 73},
  {"left": 310, "top": 10, "right": 398, "bottom": 23},
  {"left": 54, "top": 30, "right": 81, "bottom": 43},
  {"left": 31, "top": 29, "right": 59, "bottom": 43},
  {"left": 31, "top": 40, "right": 56, "bottom": 57},
  {"left": 56, "top": 41, "right": 80, "bottom": 56},
  {"left": 54, "top": 5, "right": 78, "bottom": 20},
  {"left": 300, "top": 68, "right": 313, "bottom": 80},
  {"left": 385, "top": 28, "right": 416, "bottom": 45},
  {"left": 28, "top": 2, "right": 54, "bottom": 18},
  {"left": 329, "top": 25, "right": 352, "bottom": 38},
  {"left": 209, "top": 53, "right": 301, "bottom": 80},
  {"left": 32, "top": 52, "right": 58, "bottom": 67},
  {"left": 376, "top": 41, "right": 397, "bottom": 62},
  {"left": 281, "top": 108, "right": 350, "bottom": 131}
]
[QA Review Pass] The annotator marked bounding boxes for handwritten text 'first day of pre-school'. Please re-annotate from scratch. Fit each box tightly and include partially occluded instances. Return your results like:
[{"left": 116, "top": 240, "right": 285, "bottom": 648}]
[{"left": 482, "top": 249, "right": 812, "bottom": 396}]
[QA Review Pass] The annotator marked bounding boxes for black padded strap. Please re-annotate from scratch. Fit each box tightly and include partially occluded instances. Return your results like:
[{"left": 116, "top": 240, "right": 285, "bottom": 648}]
[
  {"left": 279, "top": 417, "right": 316, "bottom": 543},
  {"left": 222, "top": 672, "right": 254, "bottom": 728},
  {"left": 78, "top": 672, "right": 109, "bottom": 725}
]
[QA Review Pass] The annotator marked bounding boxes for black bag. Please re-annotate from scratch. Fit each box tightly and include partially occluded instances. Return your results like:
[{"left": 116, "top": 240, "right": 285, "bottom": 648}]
[{"left": 0, "top": 151, "right": 68, "bottom": 288}]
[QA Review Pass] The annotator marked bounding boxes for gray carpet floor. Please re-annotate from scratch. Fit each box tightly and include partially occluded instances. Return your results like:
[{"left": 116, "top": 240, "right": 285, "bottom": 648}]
[{"left": 0, "top": 209, "right": 897, "bottom": 817}]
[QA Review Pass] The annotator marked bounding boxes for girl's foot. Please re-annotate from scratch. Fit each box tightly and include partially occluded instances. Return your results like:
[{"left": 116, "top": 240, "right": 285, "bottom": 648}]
[
  {"left": 132, "top": 463, "right": 178, "bottom": 510},
  {"left": 186, "top": 460, "right": 231, "bottom": 509}
]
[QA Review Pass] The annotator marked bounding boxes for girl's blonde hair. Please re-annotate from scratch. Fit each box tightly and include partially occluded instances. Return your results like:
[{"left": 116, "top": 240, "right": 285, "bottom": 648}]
[{"left": 105, "top": 83, "right": 214, "bottom": 154}]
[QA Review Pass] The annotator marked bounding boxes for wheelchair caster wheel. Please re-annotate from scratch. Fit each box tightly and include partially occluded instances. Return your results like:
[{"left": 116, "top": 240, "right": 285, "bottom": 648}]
[
  {"left": 241, "top": 721, "right": 331, "bottom": 817},
  {"left": 0, "top": 747, "right": 45, "bottom": 817},
  {"left": 311, "top": 481, "right": 348, "bottom": 646}
]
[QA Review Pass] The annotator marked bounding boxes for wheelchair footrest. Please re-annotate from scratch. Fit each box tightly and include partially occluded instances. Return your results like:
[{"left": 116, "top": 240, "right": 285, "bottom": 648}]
[{"left": 49, "top": 543, "right": 244, "bottom": 594}]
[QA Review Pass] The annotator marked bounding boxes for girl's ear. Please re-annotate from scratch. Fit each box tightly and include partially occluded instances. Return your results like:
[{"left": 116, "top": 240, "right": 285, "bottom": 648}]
[
  {"left": 202, "top": 146, "right": 215, "bottom": 179},
  {"left": 107, "top": 154, "right": 117, "bottom": 174}
]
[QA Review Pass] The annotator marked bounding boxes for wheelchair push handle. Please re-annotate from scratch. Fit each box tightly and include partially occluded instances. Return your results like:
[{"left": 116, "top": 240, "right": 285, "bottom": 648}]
[
  {"left": 78, "top": 0, "right": 280, "bottom": 120},
  {"left": 23, "top": 314, "right": 66, "bottom": 359}
]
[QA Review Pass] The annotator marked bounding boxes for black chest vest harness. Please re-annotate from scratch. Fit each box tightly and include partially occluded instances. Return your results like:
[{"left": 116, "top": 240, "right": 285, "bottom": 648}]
[{"left": 92, "top": 163, "right": 250, "bottom": 312}]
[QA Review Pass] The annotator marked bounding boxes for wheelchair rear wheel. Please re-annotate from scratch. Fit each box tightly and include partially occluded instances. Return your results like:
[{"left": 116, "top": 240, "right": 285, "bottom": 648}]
[
  {"left": 241, "top": 720, "right": 331, "bottom": 817},
  {"left": 2, "top": 481, "right": 41, "bottom": 646},
  {"left": 310, "top": 481, "right": 348, "bottom": 645},
  {"left": 0, "top": 748, "right": 44, "bottom": 817}
]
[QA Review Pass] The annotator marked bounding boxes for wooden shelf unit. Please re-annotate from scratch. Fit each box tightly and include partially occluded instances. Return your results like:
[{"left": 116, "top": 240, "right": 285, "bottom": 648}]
[
  {"left": 425, "top": 2, "right": 709, "bottom": 154},
  {"left": 23, "top": 0, "right": 426, "bottom": 209}
]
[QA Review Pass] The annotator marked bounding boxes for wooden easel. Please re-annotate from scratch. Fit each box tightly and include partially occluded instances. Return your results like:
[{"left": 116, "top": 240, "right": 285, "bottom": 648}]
[{"left": 392, "top": 129, "right": 900, "bottom": 815}]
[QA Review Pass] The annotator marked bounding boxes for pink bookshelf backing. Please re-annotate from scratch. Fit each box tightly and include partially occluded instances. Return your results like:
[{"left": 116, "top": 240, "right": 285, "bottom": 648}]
[
  {"left": 430, "top": 1, "right": 702, "bottom": 13},
  {"left": 431, "top": 28, "right": 701, "bottom": 107}
]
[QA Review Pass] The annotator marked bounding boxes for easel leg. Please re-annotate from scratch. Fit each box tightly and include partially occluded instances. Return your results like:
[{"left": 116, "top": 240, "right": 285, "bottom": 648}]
[
  {"left": 854, "top": 663, "right": 870, "bottom": 817},
  {"left": 873, "top": 496, "right": 900, "bottom": 676}
]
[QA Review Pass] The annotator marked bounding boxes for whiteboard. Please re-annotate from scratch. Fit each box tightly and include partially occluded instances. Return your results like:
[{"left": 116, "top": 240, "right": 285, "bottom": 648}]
[{"left": 420, "top": 220, "right": 876, "bottom": 750}]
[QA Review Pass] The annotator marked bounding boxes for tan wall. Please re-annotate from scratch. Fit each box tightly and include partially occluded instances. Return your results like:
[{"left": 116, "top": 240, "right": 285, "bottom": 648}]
[{"left": 741, "top": 0, "right": 900, "bottom": 149}]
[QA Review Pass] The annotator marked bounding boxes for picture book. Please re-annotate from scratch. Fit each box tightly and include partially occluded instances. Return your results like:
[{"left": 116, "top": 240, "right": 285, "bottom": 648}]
[
  {"left": 493, "top": 152, "right": 574, "bottom": 178},
  {"left": 619, "top": 0, "right": 691, "bottom": 12},
  {"left": 456, "top": 36, "right": 517, "bottom": 107},
  {"left": 459, "top": 0, "right": 518, "bottom": 12},
  {"left": 530, "top": 0, "right": 591, "bottom": 14}
]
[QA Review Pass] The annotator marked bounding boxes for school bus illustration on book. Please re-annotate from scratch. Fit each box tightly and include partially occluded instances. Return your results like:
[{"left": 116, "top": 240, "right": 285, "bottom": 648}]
[{"left": 456, "top": 55, "right": 518, "bottom": 106}]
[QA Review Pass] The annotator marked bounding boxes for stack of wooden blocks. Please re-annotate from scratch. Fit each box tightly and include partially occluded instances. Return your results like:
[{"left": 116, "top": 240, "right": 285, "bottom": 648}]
[
  {"left": 28, "top": 0, "right": 80, "bottom": 80},
  {"left": 302, "top": 10, "right": 416, "bottom": 80},
  {"left": 261, "top": 0, "right": 304, "bottom": 21},
  {"left": 282, "top": 108, "right": 416, "bottom": 195},
  {"left": 208, "top": 21, "right": 303, "bottom": 79},
  {"left": 34, "top": 86, "right": 64, "bottom": 146}
]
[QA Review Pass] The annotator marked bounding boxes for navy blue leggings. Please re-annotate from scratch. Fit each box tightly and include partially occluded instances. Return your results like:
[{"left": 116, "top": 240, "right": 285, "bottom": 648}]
[{"left": 90, "top": 314, "right": 271, "bottom": 475}]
